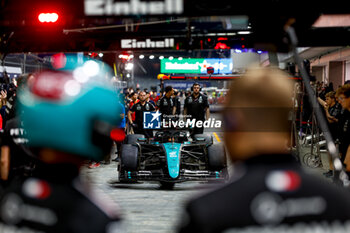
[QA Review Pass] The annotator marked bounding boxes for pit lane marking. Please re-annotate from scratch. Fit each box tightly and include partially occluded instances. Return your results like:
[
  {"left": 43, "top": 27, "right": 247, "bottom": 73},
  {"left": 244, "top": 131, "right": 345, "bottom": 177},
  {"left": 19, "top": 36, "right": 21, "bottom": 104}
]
[{"left": 213, "top": 132, "right": 221, "bottom": 142}]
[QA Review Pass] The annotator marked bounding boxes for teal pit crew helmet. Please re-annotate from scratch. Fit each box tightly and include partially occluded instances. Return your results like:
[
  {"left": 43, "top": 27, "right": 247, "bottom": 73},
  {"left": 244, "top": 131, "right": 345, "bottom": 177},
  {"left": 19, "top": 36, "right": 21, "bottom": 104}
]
[{"left": 17, "top": 54, "right": 122, "bottom": 161}]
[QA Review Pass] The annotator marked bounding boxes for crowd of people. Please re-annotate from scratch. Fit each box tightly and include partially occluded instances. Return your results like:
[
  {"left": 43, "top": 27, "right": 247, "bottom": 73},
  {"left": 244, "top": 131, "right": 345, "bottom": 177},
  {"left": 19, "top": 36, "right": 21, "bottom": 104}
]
[
  {"left": 0, "top": 62, "right": 349, "bottom": 232},
  {"left": 316, "top": 81, "right": 350, "bottom": 177},
  {"left": 120, "top": 83, "right": 210, "bottom": 137}
]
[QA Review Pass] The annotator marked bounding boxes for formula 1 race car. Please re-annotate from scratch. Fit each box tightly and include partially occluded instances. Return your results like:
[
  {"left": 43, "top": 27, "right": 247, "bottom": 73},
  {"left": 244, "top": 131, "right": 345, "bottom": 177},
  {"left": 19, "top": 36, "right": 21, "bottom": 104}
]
[{"left": 118, "top": 130, "right": 228, "bottom": 188}]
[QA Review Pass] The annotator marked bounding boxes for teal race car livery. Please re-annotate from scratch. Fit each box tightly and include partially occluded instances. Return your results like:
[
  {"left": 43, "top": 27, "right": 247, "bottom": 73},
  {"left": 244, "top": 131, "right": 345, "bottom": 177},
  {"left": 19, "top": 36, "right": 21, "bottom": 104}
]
[{"left": 118, "top": 130, "right": 228, "bottom": 188}]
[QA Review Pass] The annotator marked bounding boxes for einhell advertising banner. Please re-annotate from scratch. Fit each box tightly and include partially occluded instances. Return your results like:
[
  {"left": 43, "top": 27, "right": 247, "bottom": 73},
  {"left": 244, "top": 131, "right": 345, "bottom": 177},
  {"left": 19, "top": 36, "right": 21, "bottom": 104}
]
[
  {"left": 85, "top": 0, "right": 184, "bottom": 16},
  {"left": 121, "top": 38, "right": 175, "bottom": 49}
]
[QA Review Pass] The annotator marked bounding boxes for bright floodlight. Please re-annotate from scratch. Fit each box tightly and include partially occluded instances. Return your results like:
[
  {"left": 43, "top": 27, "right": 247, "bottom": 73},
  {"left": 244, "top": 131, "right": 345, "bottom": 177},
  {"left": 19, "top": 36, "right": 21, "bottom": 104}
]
[
  {"left": 82, "top": 60, "right": 100, "bottom": 76},
  {"left": 125, "top": 63, "right": 134, "bottom": 70},
  {"left": 149, "top": 55, "right": 155, "bottom": 59},
  {"left": 139, "top": 55, "right": 145, "bottom": 59},
  {"left": 38, "top": 13, "right": 59, "bottom": 23},
  {"left": 237, "top": 31, "right": 251, "bottom": 35}
]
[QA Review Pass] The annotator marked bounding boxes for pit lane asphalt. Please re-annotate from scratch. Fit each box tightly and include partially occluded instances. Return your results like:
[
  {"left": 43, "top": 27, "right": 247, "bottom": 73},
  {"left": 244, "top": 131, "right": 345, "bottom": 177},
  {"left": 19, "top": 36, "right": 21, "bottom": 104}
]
[{"left": 81, "top": 114, "right": 225, "bottom": 233}]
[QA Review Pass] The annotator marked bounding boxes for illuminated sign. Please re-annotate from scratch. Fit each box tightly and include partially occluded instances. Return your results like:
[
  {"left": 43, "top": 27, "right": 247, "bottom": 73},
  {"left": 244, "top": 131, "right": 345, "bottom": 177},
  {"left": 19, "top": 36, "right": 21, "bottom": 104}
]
[
  {"left": 121, "top": 38, "right": 175, "bottom": 49},
  {"left": 85, "top": 0, "right": 183, "bottom": 16},
  {"left": 164, "top": 81, "right": 211, "bottom": 90},
  {"left": 161, "top": 58, "right": 232, "bottom": 74}
]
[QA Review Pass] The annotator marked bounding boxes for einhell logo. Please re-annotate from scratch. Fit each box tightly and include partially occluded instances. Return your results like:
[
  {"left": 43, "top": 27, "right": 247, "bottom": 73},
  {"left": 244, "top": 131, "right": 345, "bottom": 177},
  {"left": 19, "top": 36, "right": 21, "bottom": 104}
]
[
  {"left": 85, "top": 0, "right": 184, "bottom": 16},
  {"left": 121, "top": 38, "right": 174, "bottom": 49}
]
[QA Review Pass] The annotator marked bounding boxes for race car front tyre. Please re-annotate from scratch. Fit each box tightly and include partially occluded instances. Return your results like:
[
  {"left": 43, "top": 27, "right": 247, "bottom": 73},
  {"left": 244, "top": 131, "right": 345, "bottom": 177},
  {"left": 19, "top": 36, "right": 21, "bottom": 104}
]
[
  {"left": 207, "top": 143, "right": 227, "bottom": 171},
  {"left": 126, "top": 134, "right": 145, "bottom": 144},
  {"left": 121, "top": 144, "right": 139, "bottom": 170},
  {"left": 194, "top": 134, "right": 213, "bottom": 145}
]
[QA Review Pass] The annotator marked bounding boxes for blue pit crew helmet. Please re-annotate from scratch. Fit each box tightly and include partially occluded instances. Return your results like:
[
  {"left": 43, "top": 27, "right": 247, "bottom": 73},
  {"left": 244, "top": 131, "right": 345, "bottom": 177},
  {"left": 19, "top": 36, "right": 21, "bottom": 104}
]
[{"left": 18, "top": 54, "right": 122, "bottom": 161}]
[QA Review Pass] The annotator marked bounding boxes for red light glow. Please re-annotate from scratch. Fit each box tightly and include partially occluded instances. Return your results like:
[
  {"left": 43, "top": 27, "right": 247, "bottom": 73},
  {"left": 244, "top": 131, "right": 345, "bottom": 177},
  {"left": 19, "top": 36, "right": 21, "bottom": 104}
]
[
  {"left": 218, "top": 37, "right": 228, "bottom": 41},
  {"left": 38, "top": 13, "right": 59, "bottom": 23},
  {"left": 214, "top": 42, "right": 230, "bottom": 50}
]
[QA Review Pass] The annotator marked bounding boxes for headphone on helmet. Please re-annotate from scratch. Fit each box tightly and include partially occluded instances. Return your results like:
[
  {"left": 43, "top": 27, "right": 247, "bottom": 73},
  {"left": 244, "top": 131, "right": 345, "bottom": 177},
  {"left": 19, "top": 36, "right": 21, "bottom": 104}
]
[{"left": 191, "top": 83, "right": 201, "bottom": 91}]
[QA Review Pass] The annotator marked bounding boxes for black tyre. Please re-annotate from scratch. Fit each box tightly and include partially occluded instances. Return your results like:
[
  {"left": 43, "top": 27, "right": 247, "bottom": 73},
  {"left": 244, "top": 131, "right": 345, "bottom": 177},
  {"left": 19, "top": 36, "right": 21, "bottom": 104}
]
[
  {"left": 121, "top": 144, "right": 138, "bottom": 170},
  {"left": 159, "top": 181, "right": 175, "bottom": 190},
  {"left": 194, "top": 134, "right": 213, "bottom": 145},
  {"left": 126, "top": 134, "right": 145, "bottom": 144},
  {"left": 207, "top": 143, "right": 227, "bottom": 170}
]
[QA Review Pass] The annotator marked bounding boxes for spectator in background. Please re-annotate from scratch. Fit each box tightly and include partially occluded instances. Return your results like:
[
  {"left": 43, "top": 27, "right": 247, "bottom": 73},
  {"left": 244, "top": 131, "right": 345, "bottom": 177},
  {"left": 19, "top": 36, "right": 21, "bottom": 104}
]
[
  {"left": 1, "top": 74, "right": 38, "bottom": 188},
  {"left": 146, "top": 91, "right": 155, "bottom": 106},
  {"left": 150, "top": 91, "right": 160, "bottom": 105},
  {"left": 318, "top": 91, "right": 341, "bottom": 137},
  {"left": 318, "top": 91, "right": 342, "bottom": 177},
  {"left": 337, "top": 84, "right": 350, "bottom": 171},
  {"left": 128, "top": 92, "right": 139, "bottom": 133},
  {"left": 326, "top": 82, "right": 334, "bottom": 93},
  {"left": 0, "top": 89, "right": 6, "bottom": 122},
  {"left": 178, "top": 67, "right": 350, "bottom": 233},
  {"left": 0, "top": 73, "right": 10, "bottom": 123},
  {"left": 128, "top": 91, "right": 155, "bottom": 138},
  {"left": 4, "top": 82, "right": 17, "bottom": 124}
]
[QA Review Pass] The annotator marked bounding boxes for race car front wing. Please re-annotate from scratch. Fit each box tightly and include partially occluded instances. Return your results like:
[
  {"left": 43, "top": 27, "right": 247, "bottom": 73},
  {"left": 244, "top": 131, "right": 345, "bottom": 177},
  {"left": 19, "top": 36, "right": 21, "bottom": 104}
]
[{"left": 120, "top": 169, "right": 227, "bottom": 183}]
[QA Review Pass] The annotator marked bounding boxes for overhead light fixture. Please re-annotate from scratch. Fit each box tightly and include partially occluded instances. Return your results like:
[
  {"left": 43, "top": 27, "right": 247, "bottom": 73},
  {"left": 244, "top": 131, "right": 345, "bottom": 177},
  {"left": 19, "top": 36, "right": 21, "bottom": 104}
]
[
  {"left": 119, "top": 54, "right": 132, "bottom": 60},
  {"left": 237, "top": 31, "right": 251, "bottom": 35},
  {"left": 226, "top": 33, "right": 236, "bottom": 36},
  {"left": 159, "top": 56, "right": 164, "bottom": 60},
  {"left": 313, "top": 14, "right": 350, "bottom": 27},
  {"left": 98, "top": 53, "right": 103, "bottom": 57},
  {"left": 149, "top": 55, "right": 155, "bottom": 59},
  {"left": 125, "top": 63, "right": 134, "bottom": 70},
  {"left": 139, "top": 55, "right": 145, "bottom": 59},
  {"left": 178, "top": 57, "right": 183, "bottom": 60},
  {"left": 169, "top": 56, "right": 174, "bottom": 60}
]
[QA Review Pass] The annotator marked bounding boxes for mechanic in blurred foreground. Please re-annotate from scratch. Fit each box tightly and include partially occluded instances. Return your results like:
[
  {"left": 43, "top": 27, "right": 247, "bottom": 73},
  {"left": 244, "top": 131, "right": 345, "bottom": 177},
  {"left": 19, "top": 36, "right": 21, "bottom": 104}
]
[
  {"left": 0, "top": 58, "right": 123, "bottom": 233},
  {"left": 178, "top": 67, "right": 350, "bottom": 233}
]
